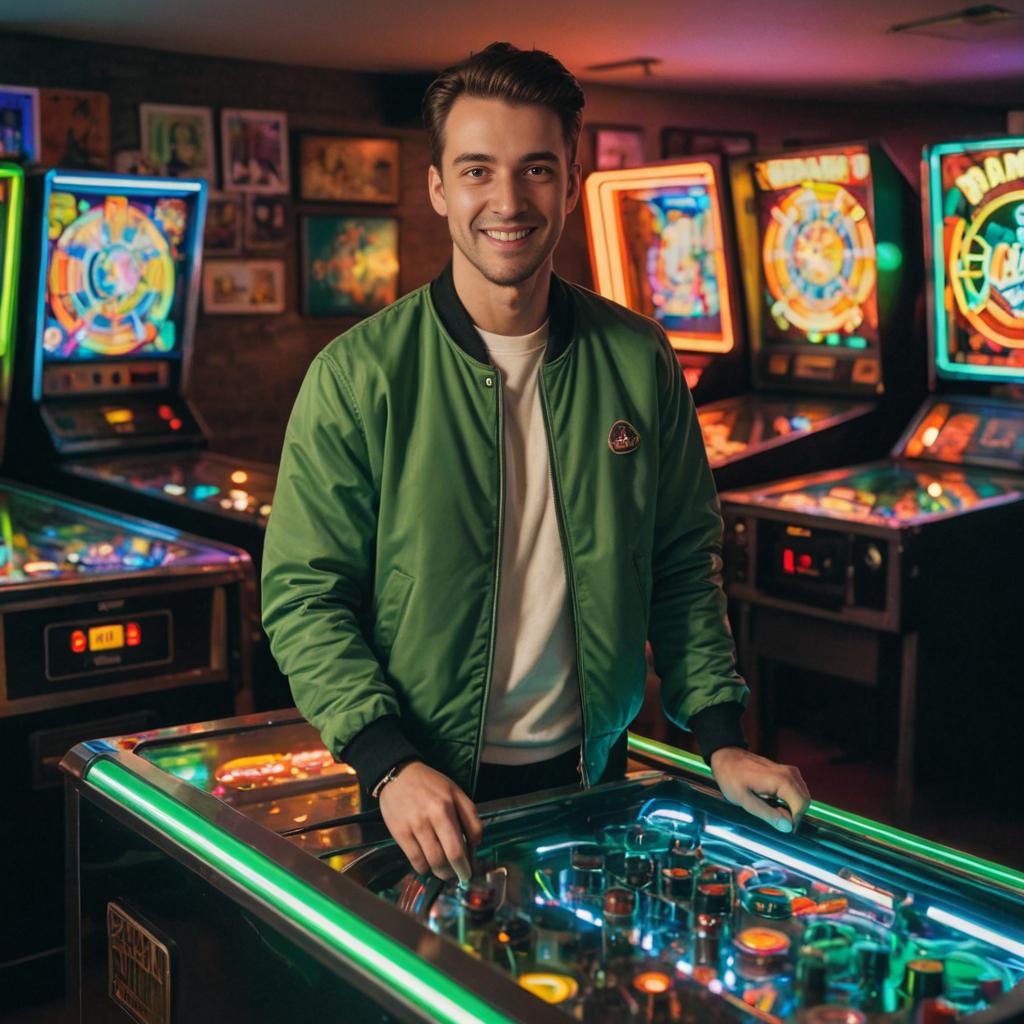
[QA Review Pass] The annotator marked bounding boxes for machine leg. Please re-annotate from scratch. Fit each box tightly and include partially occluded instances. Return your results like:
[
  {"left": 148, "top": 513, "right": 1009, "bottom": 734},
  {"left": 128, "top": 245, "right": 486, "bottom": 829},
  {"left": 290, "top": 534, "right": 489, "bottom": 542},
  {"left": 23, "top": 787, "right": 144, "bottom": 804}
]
[{"left": 896, "top": 632, "right": 919, "bottom": 821}]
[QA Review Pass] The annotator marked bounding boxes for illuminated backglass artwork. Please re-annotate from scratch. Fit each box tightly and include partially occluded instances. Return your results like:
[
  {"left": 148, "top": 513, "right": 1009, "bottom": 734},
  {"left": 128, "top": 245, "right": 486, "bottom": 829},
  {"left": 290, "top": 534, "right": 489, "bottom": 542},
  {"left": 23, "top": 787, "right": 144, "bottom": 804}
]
[
  {"left": 925, "top": 138, "right": 1024, "bottom": 384},
  {"left": 754, "top": 146, "right": 879, "bottom": 352},
  {"left": 40, "top": 174, "right": 204, "bottom": 363},
  {"left": 585, "top": 161, "right": 737, "bottom": 354}
]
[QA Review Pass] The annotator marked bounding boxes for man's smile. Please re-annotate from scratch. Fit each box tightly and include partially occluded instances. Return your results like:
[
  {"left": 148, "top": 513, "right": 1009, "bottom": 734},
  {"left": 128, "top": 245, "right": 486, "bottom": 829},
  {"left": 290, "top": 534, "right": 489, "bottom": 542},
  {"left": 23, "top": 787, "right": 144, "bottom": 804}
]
[{"left": 481, "top": 227, "right": 537, "bottom": 242}]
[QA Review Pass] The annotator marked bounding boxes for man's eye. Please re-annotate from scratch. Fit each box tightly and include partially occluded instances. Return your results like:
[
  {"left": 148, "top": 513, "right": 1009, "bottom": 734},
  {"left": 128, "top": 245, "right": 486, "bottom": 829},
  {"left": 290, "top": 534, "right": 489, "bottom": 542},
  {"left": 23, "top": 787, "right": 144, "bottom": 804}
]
[
  {"left": 526, "top": 166, "right": 554, "bottom": 177},
  {"left": 465, "top": 167, "right": 487, "bottom": 178}
]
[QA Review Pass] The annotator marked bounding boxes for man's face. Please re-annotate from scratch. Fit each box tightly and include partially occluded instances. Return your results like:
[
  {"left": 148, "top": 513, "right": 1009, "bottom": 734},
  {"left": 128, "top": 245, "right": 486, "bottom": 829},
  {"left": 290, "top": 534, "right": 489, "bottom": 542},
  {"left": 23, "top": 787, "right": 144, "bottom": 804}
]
[{"left": 428, "top": 97, "right": 580, "bottom": 289}]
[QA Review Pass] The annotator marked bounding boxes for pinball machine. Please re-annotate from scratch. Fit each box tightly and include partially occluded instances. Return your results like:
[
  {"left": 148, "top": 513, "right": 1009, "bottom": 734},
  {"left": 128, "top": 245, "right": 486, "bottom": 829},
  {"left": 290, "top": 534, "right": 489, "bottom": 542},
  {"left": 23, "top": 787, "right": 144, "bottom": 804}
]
[
  {"left": 61, "top": 710, "right": 1024, "bottom": 1023},
  {"left": 0, "top": 162, "right": 252, "bottom": 1008},
  {"left": 4, "top": 169, "right": 285, "bottom": 710},
  {"left": 717, "top": 136, "right": 1024, "bottom": 818},
  {"left": 698, "top": 143, "right": 923, "bottom": 490}
]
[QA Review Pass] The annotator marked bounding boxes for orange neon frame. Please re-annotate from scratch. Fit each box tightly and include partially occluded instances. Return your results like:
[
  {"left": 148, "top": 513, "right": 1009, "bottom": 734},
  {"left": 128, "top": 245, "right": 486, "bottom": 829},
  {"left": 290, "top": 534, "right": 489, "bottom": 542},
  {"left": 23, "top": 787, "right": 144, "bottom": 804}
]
[{"left": 584, "top": 161, "right": 737, "bottom": 354}]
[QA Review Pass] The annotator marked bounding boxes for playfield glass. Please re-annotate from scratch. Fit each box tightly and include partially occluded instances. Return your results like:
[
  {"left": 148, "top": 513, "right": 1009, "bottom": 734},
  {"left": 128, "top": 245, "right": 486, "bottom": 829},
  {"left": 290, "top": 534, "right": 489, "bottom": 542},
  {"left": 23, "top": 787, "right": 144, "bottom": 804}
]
[
  {"left": 0, "top": 484, "right": 234, "bottom": 584},
  {"left": 585, "top": 162, "right": 737, "bottom": 354},
  {"left": 697, "top": 397, "right": 868, "bottom": 466},
  {"left": 925, "top": 138, "right": 1024, "bottom": 384},
  {"left": 901, "top": 397, "right": 1024, "bottom": 472},
  {"left": 726, "top": 463, "right": 1023, "bottom": 527},
  {"left": 40, "top": 173, "right": 204, "bottom": 364},
  {"left": 70, "top": 451, "right": 278, "bottom": 522},
  {"left": 137, "top": 721, "right": 359, "bottom": 834},
  {"left": 754, "top": 146, "right": 880, "bottom": 353},
  {"left": 341, "top": 774, "right": 1024, "bottom": 1022}
]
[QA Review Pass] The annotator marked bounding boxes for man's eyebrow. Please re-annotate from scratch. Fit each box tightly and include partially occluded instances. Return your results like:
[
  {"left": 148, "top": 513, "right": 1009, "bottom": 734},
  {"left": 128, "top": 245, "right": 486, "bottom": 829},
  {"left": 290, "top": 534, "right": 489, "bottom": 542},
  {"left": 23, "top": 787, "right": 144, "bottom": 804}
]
[
  {"left": 450, "top": 150, "right": 561, "bottom": 166},
  {"left": 452, "top": 152, "right": 495, "bottom": 165}
]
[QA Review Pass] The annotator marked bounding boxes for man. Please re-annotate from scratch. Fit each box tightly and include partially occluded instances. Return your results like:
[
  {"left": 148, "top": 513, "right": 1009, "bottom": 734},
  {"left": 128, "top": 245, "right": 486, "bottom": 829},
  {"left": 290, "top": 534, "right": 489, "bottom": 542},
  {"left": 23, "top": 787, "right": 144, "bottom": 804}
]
[{"left": 263, "top": 42, "right": 809, "bottom": 886}]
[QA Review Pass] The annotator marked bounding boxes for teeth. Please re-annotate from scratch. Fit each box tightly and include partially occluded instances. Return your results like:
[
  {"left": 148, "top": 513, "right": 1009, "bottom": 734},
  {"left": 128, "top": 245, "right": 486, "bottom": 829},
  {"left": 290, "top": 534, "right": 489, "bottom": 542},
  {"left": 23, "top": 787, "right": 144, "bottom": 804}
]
[{"left": 485, "top": 229, "right": 532, "bottom": 241}]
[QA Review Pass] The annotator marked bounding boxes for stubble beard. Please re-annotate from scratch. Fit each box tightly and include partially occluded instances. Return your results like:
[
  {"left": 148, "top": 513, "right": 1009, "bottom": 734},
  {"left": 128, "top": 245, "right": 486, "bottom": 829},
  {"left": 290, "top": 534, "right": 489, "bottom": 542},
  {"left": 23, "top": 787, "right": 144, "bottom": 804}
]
[{"left": 455, "top": 226, "right": 554, "bottom": 288}]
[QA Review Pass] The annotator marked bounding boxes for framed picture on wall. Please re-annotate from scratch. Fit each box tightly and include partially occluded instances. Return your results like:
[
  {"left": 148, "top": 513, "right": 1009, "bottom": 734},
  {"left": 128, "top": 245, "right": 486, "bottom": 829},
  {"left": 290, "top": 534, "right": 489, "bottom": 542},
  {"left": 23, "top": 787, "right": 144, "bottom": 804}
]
[
  {"left": 140, "top": 103, "right": 217, "bottom": 182},
  {"left": 221, "top": 108, "right": 289, "bottom": 193},
  {"left": 0, "top": 84, "right": 40, "bottom": 161},
  {"left": 39, "top": 87, "right": 110, "bottom": 169},
  {"left": 301, "top": 214, "right": 399, "bottom": 317},
  {"left": 661, "top": 127, "right": 755, "bottom": 159},
  {"left": 592, "top": 126, "right": 645, "bottom": 171},
  {"left": 203, "top": 192, "right": 244, "bottom": 254},
  {"left": 202, "top": 259, "right": 286, "bottom": 314},
  {"left": 245, "top": 193, "right": 289, "bottom": 250},
  {"left": 297, "top": 134, "right": 400, "bottom": 203}
]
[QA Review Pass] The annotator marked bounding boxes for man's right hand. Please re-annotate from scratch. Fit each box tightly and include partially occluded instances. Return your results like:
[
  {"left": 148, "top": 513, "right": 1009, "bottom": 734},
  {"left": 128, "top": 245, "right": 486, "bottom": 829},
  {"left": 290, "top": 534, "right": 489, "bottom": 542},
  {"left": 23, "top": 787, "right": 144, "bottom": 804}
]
[{"left": 377, "top": 761, "right": 484, "bottom": 884}]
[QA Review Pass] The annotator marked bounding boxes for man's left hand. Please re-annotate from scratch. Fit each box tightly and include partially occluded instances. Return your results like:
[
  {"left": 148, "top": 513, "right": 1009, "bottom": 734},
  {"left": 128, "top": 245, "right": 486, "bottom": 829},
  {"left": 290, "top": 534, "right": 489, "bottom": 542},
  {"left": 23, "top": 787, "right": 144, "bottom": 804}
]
[{"left": 709, "top": 747, "right": 811, "bottom": 833}]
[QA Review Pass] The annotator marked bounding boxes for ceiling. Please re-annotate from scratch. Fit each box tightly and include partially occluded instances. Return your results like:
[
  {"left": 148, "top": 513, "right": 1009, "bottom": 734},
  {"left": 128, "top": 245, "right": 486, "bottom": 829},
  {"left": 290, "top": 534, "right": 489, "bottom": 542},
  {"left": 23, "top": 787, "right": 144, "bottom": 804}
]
[{"left": 1, "top": 0, "right": 1023, "bottom": 104}]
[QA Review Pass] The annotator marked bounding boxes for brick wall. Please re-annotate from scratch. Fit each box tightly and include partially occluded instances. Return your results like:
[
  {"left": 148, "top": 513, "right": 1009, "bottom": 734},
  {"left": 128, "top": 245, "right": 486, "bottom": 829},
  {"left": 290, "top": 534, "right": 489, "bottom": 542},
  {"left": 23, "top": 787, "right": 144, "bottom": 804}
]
[{"left": 0, "top": 32, "right": 1008, "bottom": 462}]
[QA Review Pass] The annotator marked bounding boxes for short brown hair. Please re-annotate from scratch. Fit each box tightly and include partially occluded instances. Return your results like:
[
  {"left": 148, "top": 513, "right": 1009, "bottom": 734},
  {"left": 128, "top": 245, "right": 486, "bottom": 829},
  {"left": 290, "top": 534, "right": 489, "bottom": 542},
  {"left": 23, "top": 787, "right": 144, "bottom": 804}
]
[{"left": 422, "top": 42, "right": 585, "bottom": 168}]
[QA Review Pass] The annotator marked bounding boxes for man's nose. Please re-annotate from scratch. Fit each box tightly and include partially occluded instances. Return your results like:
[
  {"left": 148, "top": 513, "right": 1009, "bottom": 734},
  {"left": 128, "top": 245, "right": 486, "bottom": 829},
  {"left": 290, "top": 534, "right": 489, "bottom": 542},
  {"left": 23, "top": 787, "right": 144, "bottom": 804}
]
[{"left": 489, "top": 173, "right": 527, "bottom": 217}]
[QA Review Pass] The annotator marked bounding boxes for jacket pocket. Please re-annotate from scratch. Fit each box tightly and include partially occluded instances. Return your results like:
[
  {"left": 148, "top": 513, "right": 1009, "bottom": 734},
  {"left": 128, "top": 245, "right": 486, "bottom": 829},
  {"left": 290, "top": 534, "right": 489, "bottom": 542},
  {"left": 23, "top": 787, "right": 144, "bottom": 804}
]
[{"left": 373, "top": 568, "right": 415, "bottom": 658}]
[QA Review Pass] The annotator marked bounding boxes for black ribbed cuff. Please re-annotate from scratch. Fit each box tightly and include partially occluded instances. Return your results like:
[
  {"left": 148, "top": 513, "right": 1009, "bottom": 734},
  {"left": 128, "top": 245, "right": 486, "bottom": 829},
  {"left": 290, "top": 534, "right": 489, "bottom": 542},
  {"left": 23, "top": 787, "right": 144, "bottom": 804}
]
[
  {"left": 689, "top": 702, "right": 747, "bottom": 765},
  {"left": 340, "top": 715, "right": 422, "bottom": 799}
]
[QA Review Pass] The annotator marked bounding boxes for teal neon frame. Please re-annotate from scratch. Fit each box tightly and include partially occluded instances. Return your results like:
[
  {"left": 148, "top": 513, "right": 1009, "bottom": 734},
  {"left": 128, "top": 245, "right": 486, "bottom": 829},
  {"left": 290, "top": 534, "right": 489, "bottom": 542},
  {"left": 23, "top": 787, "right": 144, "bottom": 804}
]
[{"left": 924, "top": 136, "right": 1024, "bottom": 386}]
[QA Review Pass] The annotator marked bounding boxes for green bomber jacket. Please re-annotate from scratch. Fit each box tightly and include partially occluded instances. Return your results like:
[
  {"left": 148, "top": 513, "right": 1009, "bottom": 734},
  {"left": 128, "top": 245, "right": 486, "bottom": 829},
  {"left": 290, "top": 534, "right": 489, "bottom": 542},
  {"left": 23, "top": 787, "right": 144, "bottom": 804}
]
[{"left": 262, "top": 263, "right": 748, "bottom": 796}]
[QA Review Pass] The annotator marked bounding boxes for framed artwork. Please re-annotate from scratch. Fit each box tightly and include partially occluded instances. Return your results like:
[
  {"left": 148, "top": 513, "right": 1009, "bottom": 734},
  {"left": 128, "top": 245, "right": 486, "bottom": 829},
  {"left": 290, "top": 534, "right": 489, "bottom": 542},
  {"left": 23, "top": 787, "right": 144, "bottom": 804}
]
[
  {"left": 593, "top": 126, "right": 645, "bottom": 171},
  {"left": 245, "top": 193, "right": 289, "bottom": 250},
  {"left": 39, "top": 88, "right": 110, "bottom": 169},
  {"left": 297, "top": 134, "right": 400, "bottom": 203},
  {"left": 0, "top": 84, "right": 40, "bottom": 161},
  {"left": 140, "top": 103, "right": 216, "bottom": 181},
  {"left": 113, "top": 149, "right": 163, "bottom": 176},
  {"left": 203, "top": 192, "right": 244, "bottom": 255},
  {"left": 202, "top": 259, "right": 286, "bottom": 314},
  {"left": 220, "top": 108, "right": 289, "bottom": 193},
  {"left": 301, "top": 215, "right": 399, "bottom": 317},
  {"left": 662, "top": 128, "right": 755, "bottom": 159}
]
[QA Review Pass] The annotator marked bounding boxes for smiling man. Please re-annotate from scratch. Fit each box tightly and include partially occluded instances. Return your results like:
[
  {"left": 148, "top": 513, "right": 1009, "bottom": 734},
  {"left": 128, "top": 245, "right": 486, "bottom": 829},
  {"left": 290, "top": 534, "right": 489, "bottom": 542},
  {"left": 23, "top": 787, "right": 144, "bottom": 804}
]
[{"left": 262, "top": 42, "right": 809, "bottom": 885}]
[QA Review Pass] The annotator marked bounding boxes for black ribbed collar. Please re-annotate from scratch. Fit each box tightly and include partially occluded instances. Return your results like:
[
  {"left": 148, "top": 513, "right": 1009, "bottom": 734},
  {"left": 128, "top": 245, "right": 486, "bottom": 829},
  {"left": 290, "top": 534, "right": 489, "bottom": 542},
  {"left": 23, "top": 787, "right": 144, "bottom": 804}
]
[{"left": 429, "top": 261, "right": 575, "bottom": 365}]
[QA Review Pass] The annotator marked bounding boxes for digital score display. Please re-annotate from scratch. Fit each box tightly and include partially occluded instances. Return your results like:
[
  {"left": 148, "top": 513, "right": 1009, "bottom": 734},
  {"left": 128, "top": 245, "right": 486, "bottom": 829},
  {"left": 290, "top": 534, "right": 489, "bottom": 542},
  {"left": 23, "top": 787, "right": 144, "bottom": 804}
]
[
  {"left": 46, "top": 610, "right": 171, "bottom": 680},
  {"left": 925, "top": 138, "right": 1024, "bottom": 384}
]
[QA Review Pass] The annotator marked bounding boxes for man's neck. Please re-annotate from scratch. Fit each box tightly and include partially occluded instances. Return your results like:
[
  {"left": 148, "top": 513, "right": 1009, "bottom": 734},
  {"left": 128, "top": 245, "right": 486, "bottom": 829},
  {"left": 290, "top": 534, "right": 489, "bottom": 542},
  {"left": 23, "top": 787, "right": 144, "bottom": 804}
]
[{"left": 452, "top": 251, "right": 552, "bottom": 336}]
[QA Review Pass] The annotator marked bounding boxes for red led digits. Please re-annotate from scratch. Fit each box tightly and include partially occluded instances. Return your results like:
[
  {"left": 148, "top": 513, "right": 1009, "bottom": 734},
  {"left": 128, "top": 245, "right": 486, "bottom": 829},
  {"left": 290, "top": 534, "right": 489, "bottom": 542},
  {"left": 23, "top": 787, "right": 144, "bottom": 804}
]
[
  {"left": 126, "top": 622, "right": 141, "bottom": 646},
  {"left": 71, "top": 630, "right": 87, "bottom": 653}
]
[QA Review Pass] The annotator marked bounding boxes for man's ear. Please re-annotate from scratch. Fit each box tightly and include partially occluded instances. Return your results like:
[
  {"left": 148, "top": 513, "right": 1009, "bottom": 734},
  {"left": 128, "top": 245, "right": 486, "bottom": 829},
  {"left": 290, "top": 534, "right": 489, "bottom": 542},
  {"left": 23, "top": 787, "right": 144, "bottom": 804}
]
[
  {"left": 428, "top": 164, "right": 447, "bottom": 217},
  {"left": 565, "top": 161, "right": 582, "bottom": 215}
]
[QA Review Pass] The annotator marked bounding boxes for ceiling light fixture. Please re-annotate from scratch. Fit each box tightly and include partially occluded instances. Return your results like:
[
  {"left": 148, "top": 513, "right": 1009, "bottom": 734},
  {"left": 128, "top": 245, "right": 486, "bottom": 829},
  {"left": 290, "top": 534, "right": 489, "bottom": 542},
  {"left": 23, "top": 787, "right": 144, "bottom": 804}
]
[
  {"left": 585, "top": 57, "right": 662, "bottom": 77},
  {"left": 888, "top": 4, "right": 1015, "bottom": 34}
]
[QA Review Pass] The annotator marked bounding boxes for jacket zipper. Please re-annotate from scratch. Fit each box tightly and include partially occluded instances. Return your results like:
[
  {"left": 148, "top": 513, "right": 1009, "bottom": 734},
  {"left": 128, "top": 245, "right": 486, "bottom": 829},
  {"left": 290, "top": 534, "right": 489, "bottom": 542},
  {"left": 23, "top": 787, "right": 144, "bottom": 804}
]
[
  {"left": 470, "top": 369, "right": 505, "bottom": 796},
  {"left": 538, "top": 370, "right": 591, "bottom": 787}
]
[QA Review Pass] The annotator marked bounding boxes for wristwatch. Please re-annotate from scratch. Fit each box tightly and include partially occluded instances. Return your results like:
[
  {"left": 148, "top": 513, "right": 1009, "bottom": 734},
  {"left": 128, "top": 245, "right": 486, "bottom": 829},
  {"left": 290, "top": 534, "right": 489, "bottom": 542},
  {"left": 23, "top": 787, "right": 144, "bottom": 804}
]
[{"left": 370, "top": 758, "right": 414, "bottom": 800}]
